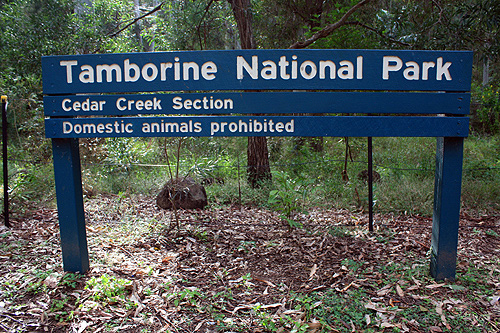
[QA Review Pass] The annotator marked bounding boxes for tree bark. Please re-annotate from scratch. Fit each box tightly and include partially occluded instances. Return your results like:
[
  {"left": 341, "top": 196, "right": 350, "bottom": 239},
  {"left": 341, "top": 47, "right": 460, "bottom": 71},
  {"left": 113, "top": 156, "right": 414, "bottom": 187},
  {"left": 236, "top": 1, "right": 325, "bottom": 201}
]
[
  {"left": 227, "top": 0, "right": 271, "bottom": 187},
  {"left": 227, "top": 0, "right": 255, "bottom": 49},
  {"left": 247, "top": 136, "right": 272, "bottom": 187},
  {"left": 133, "top": 0, "right": 144, "bottom": 50}
]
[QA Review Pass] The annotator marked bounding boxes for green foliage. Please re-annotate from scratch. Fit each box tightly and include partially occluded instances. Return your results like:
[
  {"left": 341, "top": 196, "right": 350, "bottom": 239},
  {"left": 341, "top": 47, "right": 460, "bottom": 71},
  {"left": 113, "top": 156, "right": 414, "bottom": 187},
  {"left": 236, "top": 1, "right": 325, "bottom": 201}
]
[
  {"left": 60, "top": 272, "right": 83, "bottom": 289},
  {"left": 172, "top": 287, "right": 203, "bottom": 307},
  {"left": 461, "top": 135, "right": 500, "bottom": 212},
  {"left": 75, "top": 0, "right": 136, "bottom": 53},
  {"left": 471, "top": 83, "right": 500, "bottom": 135},
  {"left": 153, "top": 0, "right": 237, "bottom": 51},
  {"left": 85, "top": 273, "right": 134, "bottom": 307},
  {"left": 2, "top": 163, "right": 55, "bottom": 213},
  {"left": 268, "top": 171, "right": 315, "bottom": 229},
  {"left": 289, "top": 289, "right": 369, "bottom": 332},
  {"left": 0, "top": 0, "right": 499, "bottom": 219}
]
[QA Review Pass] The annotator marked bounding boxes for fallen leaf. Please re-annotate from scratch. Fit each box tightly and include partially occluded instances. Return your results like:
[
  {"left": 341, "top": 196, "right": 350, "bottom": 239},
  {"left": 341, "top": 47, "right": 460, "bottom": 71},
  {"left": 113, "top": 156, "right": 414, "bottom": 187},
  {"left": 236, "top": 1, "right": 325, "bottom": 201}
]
[
  {"left": 261, "top": 303, "right": 283, "bottom": 309},
  {"left": 377, "top": 286, "right": 392, "bottom": 296},
  {"left": 435, "top": 302, "right": 443, "bottom": 315},
  {"left": 447, "top": 284, "right": 465, "bottom": 291},
  {"left": 77, "top": 320, "right": 90, "bottom": 333},
  {"left": 308, "top": 322, "right": 322, "bottom": 329},
  {"left": 411, "top": 277, "right": 421, "bottom": 286},
  {"left": 309, "top": 264, "right": 318, "bottom": 279},
  {"left": 161, "top": 256, "right": 174, "bottom": 264},
  {"left": 43, "top": 273, "right": 60, "bottom": 289},
  {"left": 425, "top": 283, "right": 446, "bottom": 289},
  {"left": 396, "top": 284, "right": 404, "bottom": 297}
]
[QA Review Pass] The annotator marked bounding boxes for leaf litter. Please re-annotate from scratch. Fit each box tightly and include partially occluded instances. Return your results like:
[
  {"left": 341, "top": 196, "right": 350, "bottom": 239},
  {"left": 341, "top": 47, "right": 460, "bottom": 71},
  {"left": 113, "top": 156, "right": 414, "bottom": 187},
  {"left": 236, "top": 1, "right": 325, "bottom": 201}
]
[{"left": 0, "top": 194, "right": 498, "bottom": 332}]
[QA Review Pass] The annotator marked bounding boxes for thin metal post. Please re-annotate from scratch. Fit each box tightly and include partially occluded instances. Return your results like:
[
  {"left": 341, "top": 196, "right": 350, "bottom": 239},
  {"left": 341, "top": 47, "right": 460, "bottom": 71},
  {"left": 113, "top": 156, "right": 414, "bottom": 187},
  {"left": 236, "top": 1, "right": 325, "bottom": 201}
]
[
  {"left": 368, "top": 137, "right": 374, "bottom": 232},
  {"left": 1, "top": 96, "right": 9, "bottom": 228}
]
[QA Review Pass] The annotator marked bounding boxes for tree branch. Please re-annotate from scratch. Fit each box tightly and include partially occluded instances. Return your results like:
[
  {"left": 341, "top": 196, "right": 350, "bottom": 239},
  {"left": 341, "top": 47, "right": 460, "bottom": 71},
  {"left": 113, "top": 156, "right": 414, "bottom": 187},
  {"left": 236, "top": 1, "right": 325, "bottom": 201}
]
[
  {"left": 197, "top": 0, "right": 217, "bottom": 50},
  {"left": 109, "top": 2, "right": 164, "bottom": 38},
  {"left": 289, "top": 0, "right": 372, "bottom": 49},
  {"left": 345, "top": 21, "right": 411, "bottom": 47}
]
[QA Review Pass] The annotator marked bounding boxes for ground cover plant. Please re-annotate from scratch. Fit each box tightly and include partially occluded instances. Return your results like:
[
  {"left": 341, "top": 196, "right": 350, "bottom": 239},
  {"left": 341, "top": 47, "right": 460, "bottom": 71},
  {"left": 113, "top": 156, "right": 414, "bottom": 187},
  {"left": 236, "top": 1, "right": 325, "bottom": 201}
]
[
  {"left": 54, "top": 135, "right": 500, "bottom": 215},
  {"left": 0, "top": 195, "right": 498, "bottom": 332}
]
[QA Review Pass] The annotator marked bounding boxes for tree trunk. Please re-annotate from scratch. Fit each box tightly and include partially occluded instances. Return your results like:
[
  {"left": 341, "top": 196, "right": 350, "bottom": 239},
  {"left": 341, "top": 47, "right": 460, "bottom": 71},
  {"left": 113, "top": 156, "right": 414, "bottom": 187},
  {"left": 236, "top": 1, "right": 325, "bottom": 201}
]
[
  {"left": 247, "top": 137, "right": 272, "bottom": 187},
  {"left": 482, "top": 56, "right": 490, "bottom": 86},
  {"left": 133, "top": 0, "right": 143, "bottom": 50},
  {"left": 227, "top": 0, "right": 255, "bottom": 49},
  {"left": 227, "top": 0, "right": 271, "bottom": 187}
]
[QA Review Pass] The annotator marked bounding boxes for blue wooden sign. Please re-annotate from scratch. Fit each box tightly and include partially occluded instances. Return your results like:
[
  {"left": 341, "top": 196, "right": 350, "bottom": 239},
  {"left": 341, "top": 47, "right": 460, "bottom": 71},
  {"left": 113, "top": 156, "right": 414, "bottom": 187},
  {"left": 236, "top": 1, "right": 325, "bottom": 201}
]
[
  {"left": 42, "top": 48, "right": 473, "bottom": 281},
  {"left": 45, "top": 116, "right": 469, "bottom": 138},
  {"left": 43, "top": 92, "right": 470, "bottom": 116},
  {"left": 42, "top": 49, "right": 473, "bottom": 94}
]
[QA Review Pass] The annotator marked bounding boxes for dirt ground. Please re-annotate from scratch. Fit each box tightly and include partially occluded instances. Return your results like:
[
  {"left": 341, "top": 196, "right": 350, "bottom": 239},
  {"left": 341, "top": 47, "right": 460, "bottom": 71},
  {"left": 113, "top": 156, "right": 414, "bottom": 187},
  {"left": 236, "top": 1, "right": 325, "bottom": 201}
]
[{"left": 0, "top": 195, "right": 499, "bottom": 332}]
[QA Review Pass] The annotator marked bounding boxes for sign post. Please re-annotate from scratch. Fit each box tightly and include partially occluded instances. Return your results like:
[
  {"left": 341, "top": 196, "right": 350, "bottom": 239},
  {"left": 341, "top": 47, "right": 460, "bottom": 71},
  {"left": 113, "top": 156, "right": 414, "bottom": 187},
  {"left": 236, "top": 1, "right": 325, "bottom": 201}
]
[
  {"left": 1, "top": 95, "right": 9, "bottom": 228},
  {"left": 42, "top": 49, "right": 473, "bottom": 280}
]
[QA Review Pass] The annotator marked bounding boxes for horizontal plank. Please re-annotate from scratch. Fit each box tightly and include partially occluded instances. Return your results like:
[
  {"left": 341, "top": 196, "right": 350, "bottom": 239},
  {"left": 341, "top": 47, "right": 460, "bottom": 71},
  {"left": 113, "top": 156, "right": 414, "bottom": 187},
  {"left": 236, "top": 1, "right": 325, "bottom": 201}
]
[
  {"left": 42, "top": 49, "right": 473, "bottom": 94},
  {"left": 45, "top": 115, "right": 469, "bottom": 138},
  {"left": 43, "top": 92, "right": 470, "bottom": 117}
]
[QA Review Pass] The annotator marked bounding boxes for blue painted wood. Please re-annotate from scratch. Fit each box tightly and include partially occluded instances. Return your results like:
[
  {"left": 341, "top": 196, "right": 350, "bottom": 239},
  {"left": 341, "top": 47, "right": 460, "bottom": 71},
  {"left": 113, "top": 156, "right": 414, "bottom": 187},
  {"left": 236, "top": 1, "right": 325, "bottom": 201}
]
[
  {"left": 52, "top": 138, "right": 89, "bottom": 273},
  {"left": 45, "top": 115, "right": 469, "bottom": 139},
  {"left": 42, "top": 49, "right": 473, "bottom": 94},
  {"left": 431, "top": 137, "right": 464, "bottom": 281},
  {"left": 43, "top": 92, "right": 470, "bottom": 117},
  {"left": 41, "top": 48, "right": 472, "bottom": 280}
]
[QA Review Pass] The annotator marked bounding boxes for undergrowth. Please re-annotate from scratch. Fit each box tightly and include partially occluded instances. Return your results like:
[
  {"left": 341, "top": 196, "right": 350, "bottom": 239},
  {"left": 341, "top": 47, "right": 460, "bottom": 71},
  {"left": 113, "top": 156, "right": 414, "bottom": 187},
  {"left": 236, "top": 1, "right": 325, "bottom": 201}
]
[{"left": 2, "top": 135, "right": 500, "bottom": 216}]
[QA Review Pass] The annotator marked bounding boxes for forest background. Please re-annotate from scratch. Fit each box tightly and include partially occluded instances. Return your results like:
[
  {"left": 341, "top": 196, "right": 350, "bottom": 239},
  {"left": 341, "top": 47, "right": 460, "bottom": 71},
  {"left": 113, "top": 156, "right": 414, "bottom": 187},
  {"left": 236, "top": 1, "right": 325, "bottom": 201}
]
[
  {"left": 0, "top": 0, "right": 499, "bottom": 215},
  {"left": 0, "top": 1, "right": 500, "bottom": 332}
]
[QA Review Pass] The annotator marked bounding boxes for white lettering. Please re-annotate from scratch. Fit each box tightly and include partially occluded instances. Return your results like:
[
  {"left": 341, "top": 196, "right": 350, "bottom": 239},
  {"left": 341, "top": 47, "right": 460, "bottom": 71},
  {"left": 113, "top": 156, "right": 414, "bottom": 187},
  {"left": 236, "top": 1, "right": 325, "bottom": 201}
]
[
  {"left": 124, "top": 59, "right": 140, "bottom": 82},
  {"left": 172, "top": 97, "right": 182, "bottom": 110},
  {"left": 79, "top": 65, "right": 94, "bottom": 83},
  {"left": 261, "top": 60, "right": 277, "bottom": 80},
  {"left": 338, "top": 61, "right": 354, "bottom": 79},
  {"left": 319, "top": 61, "right": 335, "bottom": 79},
  {"left": 117, "top": 97, "right": 126, "bottom": 111},
  {"left": 300, "top": 61, "right": 317, "bottom": 80},
  {"left": 142, "top": 63, "right": 158, "bottom": 81},
  {"left": 201, "top": 61, "right": 217, "bottom": 80},
  {"left": 96, "top": 64, "right": 122, "bottom": 83},
  {"left": 160, "top": 62, "right": 173, "bottom": 81},
  {"left": 382, "top": 56, "right": 403, "bottom": 80},
  {"left": 63, "top": 121, "right": 73, "bottom": 133},
  {"left": 60, "top": 60, "right": 78, "bottom": 83},
  {"left": 279, "top": 56, "right": 290, "bottom": 79},
  {"left": 422, "top": 62, "right": 435, "bottom": 80},
  {"left": 183, "top": 62, "right": 199, "bottom": 80},
  {"left": 403, "top": 61, "right": 420, "bottom": 80},
  {"left": 356, "top": 56, "right": 363, "bottom": 79},
  {"left": 436, "top": 57, "right": 452, "bottom": 80},
  {"left": 237, "top": 56, "right": 258, "bottom": 79},
  {"left": 62, "top": 99, "right": 72, "bottom": 111}
]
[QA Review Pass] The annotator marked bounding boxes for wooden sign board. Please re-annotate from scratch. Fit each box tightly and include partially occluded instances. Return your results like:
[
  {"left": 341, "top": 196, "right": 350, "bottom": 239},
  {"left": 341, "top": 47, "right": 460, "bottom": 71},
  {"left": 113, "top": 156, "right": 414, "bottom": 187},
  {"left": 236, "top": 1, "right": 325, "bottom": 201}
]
[{"left": 42, "top": 49, "right": 473, "bottom": 281}]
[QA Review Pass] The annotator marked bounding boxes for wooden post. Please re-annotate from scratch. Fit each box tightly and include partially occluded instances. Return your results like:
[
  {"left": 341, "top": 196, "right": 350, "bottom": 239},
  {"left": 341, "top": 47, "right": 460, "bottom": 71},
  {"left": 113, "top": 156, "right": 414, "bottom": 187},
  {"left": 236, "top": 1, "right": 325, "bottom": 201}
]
[
  {"left": 430, "top": 137, "right": 464, "bottom": 281},
  {"left": 52, "top": 138, "right": 89, "bottom": 273}
]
